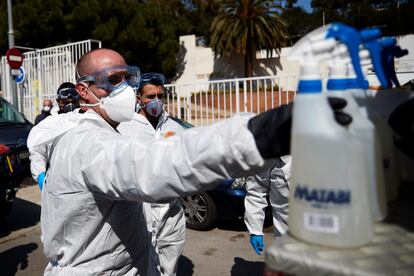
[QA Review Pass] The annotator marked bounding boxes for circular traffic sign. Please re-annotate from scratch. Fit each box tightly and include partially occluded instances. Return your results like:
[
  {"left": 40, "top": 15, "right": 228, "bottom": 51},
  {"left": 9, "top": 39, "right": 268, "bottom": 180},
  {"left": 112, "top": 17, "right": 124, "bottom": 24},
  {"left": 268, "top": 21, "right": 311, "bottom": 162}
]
[
  {"left": 16, "top": 67, "right": 26, "bottom": 84},
  {"left": 6, "top": 48, "right": 24, "bottom": 69}
]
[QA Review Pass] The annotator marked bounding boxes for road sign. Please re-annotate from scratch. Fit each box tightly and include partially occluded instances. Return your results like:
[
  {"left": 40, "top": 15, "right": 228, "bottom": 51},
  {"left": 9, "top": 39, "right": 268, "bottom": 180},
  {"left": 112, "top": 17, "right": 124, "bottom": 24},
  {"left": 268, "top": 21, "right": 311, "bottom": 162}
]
[
  {"left": 6, "top": 48, "right": 23, "bottom": 69},
  {"left": 16, "top": 67, "right": 25, "bottom": 84},
  {"left": 10, "top": 68, "right": 20, "bottom": 76}
]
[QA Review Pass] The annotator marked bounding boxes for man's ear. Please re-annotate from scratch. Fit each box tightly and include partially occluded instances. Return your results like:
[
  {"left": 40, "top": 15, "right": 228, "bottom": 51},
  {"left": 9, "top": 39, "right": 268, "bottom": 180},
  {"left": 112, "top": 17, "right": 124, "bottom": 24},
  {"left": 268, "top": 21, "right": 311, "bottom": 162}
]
[
  {"left": 76, "top": 82, "right": 88, "bottom": 100},
  {"left": 136, "top": 94, "right": 142, "bottom": 104}
]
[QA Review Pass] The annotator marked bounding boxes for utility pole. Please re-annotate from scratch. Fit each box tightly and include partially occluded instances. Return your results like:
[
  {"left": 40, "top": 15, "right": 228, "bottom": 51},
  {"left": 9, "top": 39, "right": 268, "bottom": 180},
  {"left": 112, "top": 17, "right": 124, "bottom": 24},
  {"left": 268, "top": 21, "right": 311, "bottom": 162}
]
[
  {"left": 7, "top": 0, "right": 15, "bottom": 48},
  {"left": 7, "top": 0, "right": 20, "bottom": 112},
  {"left": 322, "top": 11, "right": 326, "bottom": 27}
]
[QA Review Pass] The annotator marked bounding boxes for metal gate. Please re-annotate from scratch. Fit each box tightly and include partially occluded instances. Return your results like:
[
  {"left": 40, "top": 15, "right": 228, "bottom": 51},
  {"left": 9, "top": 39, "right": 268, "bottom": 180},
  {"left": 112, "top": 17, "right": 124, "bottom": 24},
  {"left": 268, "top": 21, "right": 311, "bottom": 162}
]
[
  {"left": 0, "top": 39, "right": 101, "bottom": 123},
  {"left": 0, "top": 40, "right": 297, "bottom": 125},
  {"left": 164, "top": 75, "right": 297, "bottom": 126}
]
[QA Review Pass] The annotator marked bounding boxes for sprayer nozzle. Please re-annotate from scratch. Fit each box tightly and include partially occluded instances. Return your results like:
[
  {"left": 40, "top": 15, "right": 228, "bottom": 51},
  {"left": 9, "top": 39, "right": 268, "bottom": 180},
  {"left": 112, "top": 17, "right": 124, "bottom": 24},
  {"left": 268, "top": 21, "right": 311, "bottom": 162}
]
[
  {"left": 380, "top": 37, "right": 397, "bottom": 48},
  {"left": 360, "top": 28, "right": 382, "bottom": 42},
  {"left": 395, "top": 47, "right": 409, "bottom": 58}
]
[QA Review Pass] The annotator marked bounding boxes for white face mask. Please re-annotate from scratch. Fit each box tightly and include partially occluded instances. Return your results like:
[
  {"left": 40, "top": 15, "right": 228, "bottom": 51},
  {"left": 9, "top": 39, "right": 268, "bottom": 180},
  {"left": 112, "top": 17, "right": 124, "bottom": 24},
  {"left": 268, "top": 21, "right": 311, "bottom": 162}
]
[
  {"left": 81, "top": 84, "right": 136, "bottom": 123},
  {"left": 43, "top": 106, "right": 51, "bottom": 112}
]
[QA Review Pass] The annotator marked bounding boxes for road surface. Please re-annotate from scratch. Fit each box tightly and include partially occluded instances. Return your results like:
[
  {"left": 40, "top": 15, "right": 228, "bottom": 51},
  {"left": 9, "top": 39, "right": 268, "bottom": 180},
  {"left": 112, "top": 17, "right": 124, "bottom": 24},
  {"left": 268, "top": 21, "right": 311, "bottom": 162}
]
[{"left": 0, "top": 182, "right": 274, "bottom": 276}]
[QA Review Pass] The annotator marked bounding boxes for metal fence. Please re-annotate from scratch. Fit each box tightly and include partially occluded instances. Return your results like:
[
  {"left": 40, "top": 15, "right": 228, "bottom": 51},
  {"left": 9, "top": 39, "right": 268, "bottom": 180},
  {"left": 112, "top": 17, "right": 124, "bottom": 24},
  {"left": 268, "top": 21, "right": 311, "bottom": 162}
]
[
  {"left": 165, "top": 75, "right": 297, "bottom": 126},
  {"left": 1, "top": 40, "right": 297, "bottom": 125},
  {"left": 0, "top": 40, "right": 101, "bottom": 123}
]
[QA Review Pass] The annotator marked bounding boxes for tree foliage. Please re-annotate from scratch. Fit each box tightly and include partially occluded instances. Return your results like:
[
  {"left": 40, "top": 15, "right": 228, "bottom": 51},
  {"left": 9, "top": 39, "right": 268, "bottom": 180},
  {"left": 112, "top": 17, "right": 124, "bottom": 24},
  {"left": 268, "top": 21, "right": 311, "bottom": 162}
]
[
  {"left": 0, "top": 0, "right": 192, "bottom": 79},
  {"left": 210, "top": 0, "right": 289, "bottom": 77},
  {"left": 0, "top": 0, "right": 413, "bottom": 79},
  {"left": 309, "top": 0, "right": 414, "bottom": 36}
]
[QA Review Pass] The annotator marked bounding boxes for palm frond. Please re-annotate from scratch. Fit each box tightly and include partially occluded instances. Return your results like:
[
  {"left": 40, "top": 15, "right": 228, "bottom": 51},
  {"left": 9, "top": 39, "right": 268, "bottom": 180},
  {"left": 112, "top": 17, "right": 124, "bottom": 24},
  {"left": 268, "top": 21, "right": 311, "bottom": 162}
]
[{"left": 210, "top": 0, "right": 289, "bottom": 76}]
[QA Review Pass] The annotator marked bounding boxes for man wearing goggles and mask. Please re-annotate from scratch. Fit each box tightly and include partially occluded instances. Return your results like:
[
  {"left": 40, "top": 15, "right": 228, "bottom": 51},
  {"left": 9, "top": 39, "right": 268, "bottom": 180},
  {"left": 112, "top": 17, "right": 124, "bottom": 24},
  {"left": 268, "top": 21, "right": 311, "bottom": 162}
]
[
  {"left": 118, "top": 72, "right": 186, "bottom": 276},
  {"left": 55, "top": 82, "right": 81, "bottom": 114},
  {"left": 28, "top": 48, "right": 294, "bottom": 275},
  {"left": 29, "top": 82, "right": 84, "bottom": 190},
  {"left": 134, "top": 73, "right": 167, "bottom": 127}
]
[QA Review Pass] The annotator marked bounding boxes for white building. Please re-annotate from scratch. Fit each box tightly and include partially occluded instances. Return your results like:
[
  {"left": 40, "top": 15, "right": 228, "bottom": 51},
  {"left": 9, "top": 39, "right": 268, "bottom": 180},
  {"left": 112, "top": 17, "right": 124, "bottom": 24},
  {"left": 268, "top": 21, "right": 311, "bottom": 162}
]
[
  {"left": 393, "top": 34, "right": 414, "bottom": 85},
  {"left": 175, "top": 34, "right": 300, "bottom": 85},
  {"left": 175, "top": 34, "right": 414, "bottom": 88}
]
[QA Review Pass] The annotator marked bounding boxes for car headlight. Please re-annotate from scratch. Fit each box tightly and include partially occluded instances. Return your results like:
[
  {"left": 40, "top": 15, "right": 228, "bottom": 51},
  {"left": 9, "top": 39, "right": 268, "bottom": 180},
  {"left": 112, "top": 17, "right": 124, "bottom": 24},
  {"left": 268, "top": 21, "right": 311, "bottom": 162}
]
[{"left": 231, "top": 177, "right": 247, "bottom": 189}]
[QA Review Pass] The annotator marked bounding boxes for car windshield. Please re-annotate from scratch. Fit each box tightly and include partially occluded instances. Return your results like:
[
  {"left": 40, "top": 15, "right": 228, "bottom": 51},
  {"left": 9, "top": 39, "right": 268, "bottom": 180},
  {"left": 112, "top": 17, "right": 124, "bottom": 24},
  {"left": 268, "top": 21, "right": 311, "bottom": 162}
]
[{"left": 0, "top": 97, "right": 26, "bottom": 124}]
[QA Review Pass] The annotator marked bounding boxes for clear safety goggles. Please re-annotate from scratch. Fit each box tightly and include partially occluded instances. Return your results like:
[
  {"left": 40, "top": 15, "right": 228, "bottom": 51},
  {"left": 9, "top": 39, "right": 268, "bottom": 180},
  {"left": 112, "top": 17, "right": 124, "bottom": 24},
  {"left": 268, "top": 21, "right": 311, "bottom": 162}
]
[
  {"left": 57, "top": 87, "right": 79, "bottom": 100},
  {"left": 139, "top": 73, "right": 165, "bottom": 89},
  {"left": 77, "top": 65, "right": 140, "bottom": 91},
  {"left": 138, "top": 72, "right": 169, "bottom": 96}
]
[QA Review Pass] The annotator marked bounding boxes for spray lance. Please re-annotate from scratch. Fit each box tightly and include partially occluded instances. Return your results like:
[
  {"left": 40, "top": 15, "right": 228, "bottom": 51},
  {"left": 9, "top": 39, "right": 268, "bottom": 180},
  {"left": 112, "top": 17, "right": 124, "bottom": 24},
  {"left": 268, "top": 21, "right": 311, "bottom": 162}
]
[{"left": 287, "top": 23, "right": 373, "bottom": 248}]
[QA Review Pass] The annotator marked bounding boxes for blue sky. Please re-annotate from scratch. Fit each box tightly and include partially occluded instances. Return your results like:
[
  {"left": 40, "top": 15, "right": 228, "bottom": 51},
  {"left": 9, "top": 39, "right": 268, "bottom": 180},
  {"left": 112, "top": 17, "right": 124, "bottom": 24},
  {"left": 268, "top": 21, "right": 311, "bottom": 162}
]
[{"left": 296, "top": 0, "right": 312, "bottom": 12}]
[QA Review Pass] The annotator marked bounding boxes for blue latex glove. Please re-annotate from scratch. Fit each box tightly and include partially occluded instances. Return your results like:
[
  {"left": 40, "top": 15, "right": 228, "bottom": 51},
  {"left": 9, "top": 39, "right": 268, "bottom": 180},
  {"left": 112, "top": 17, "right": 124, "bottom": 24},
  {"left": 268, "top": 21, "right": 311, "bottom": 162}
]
[
  {"left": 250, "top": 234, "right": 264, "bottom": 255},
  {"left": 37, "top": 172, "right": 46, "bottom": 191}
]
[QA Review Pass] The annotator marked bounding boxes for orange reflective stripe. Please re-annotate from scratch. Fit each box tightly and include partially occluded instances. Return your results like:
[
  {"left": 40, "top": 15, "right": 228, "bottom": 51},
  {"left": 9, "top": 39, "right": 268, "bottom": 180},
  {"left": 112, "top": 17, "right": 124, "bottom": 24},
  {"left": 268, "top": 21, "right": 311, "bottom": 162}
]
[{"left": 163, "top": 131, "right": 176, "bottom": 138}]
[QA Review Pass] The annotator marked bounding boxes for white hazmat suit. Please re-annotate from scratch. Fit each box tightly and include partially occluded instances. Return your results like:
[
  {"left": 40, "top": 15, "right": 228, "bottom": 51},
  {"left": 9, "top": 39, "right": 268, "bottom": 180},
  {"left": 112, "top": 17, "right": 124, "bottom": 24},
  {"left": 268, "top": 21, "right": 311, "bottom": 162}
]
[
  {"left": 244, "top": 155, "right": 291, "bottom": 237},
  {"left": 27, "top": 110, "right": 266, "bottom": 275},
  {"left": 29, "top": 109, "right": 83, "bottom": 182},
  {"left": 118, "top": 112, "right": 186, "bottom": 276}
]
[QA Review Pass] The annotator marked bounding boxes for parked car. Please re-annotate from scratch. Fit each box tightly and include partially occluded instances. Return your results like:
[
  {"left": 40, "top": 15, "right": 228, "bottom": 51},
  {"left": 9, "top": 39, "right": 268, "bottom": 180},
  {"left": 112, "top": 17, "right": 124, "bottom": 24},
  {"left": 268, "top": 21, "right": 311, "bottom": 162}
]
[
  {"left": 0, "top": 96, "right": 32, "bottom": 218},
  {"left": 180, "top": 177, "right": 248, "bottom": 230},
  {"left": 170, "top": 117, "right": 251, "bottom": 230}
]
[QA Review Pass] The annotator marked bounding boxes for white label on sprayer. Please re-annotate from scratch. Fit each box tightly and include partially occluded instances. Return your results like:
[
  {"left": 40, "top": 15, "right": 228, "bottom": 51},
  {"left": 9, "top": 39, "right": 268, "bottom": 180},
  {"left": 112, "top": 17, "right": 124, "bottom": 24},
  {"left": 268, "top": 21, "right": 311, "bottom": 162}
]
[{"left": 304, "top": 212, "right": 339, "bottom": 233}]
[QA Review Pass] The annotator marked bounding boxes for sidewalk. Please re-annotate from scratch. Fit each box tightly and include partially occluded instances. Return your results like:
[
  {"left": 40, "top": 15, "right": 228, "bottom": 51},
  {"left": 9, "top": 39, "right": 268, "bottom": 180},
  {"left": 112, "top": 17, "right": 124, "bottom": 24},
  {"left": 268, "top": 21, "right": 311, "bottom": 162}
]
[{"left": 0, "top": 182, "right": 41, "bottom": 245}]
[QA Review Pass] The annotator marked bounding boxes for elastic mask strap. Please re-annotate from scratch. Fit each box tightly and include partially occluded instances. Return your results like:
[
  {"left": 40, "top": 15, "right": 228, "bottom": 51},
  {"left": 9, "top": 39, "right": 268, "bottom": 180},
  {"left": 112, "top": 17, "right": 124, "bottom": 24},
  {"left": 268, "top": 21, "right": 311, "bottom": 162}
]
[
  {"left": 138, "top": 102, "right": 146, "bottom": 108},
  {"left": 136, "top": 94, "right": 146, "bottom": 109},
  {"left": 75, "top": 68, "right": 81, "bottom": 80},
  {"left": 78, "top": 82, "right": 102, "bottom": 107}
]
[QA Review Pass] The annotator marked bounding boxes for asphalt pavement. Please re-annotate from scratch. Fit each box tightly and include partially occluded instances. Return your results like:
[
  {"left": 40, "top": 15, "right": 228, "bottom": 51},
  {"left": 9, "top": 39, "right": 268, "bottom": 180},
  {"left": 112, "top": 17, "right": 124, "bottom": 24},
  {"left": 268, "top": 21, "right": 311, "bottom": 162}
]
[{"left": 0, "top": 181, "right": 273, "bottom": 276}]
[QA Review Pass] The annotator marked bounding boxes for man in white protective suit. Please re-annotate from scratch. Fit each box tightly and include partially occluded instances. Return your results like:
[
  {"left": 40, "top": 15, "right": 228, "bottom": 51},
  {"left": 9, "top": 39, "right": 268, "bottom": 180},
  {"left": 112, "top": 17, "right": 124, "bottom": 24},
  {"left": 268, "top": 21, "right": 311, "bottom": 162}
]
[
  {"left": 244, "top": 156, "right": 292, "bottom": 255},
  {"left": 117, "top": 72, "right": 186, "bottom": 276},
  {"left": 29, "top": 82, "right": 83, "bottom": 190},
  {"left": 27, "top": 48, "right": 295, "bottom": 275}
]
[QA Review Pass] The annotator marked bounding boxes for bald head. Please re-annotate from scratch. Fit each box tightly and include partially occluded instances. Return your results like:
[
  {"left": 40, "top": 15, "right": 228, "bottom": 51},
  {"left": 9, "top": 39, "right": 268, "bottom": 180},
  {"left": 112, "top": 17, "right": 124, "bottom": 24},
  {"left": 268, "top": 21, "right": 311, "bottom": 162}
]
[
  {"left": 76, "top": 48, "right": 126, "bottom": 79},
  {"left": 74, "top": 49, "right": 130, "bottom": 128}
]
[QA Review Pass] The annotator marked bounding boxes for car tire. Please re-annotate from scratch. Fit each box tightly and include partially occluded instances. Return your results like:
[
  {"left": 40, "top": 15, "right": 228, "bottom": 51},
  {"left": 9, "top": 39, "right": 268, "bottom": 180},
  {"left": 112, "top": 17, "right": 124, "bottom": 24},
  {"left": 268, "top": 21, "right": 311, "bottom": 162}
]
[
  {"left": 180, "top": 192, "right": 217, "bottom": 230},
  {"left": 0, "top": 182, "right": 16, "bottom": 219}
]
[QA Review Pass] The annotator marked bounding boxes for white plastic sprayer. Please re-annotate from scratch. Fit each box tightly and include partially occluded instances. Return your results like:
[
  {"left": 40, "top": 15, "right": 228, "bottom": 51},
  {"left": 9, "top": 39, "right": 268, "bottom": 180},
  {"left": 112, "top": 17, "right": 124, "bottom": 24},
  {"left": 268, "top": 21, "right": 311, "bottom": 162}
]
[
  {"left": 358, "top": 36, "right": 412, "bottom": 200},
  {"left": 372, "top": 39, "right": 413, "bottom": 188},
  {"left": 326, "top": 28, "right": 387, "bottom": 221},
  {"left": 287, "top": 23, "right": 373, "bottom": 248}
]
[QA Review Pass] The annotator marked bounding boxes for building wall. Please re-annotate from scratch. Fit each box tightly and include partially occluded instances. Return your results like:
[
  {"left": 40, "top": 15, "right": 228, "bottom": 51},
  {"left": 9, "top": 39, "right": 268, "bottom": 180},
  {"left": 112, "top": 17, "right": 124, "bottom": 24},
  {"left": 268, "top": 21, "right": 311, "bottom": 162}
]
[
  {"left": 175, "top": 35, "right": 302, "bottom": 86},
  {"left": 175, "top": 34, "right": 414, "bottom": 87}
]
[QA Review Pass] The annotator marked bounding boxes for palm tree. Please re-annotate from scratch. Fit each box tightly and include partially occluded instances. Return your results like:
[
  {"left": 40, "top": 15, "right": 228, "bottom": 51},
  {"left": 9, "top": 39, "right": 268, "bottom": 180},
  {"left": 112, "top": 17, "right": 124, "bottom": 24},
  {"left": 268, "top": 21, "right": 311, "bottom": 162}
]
[{"left": 210, "top": 0, "right": 288, "bottom": 77}]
